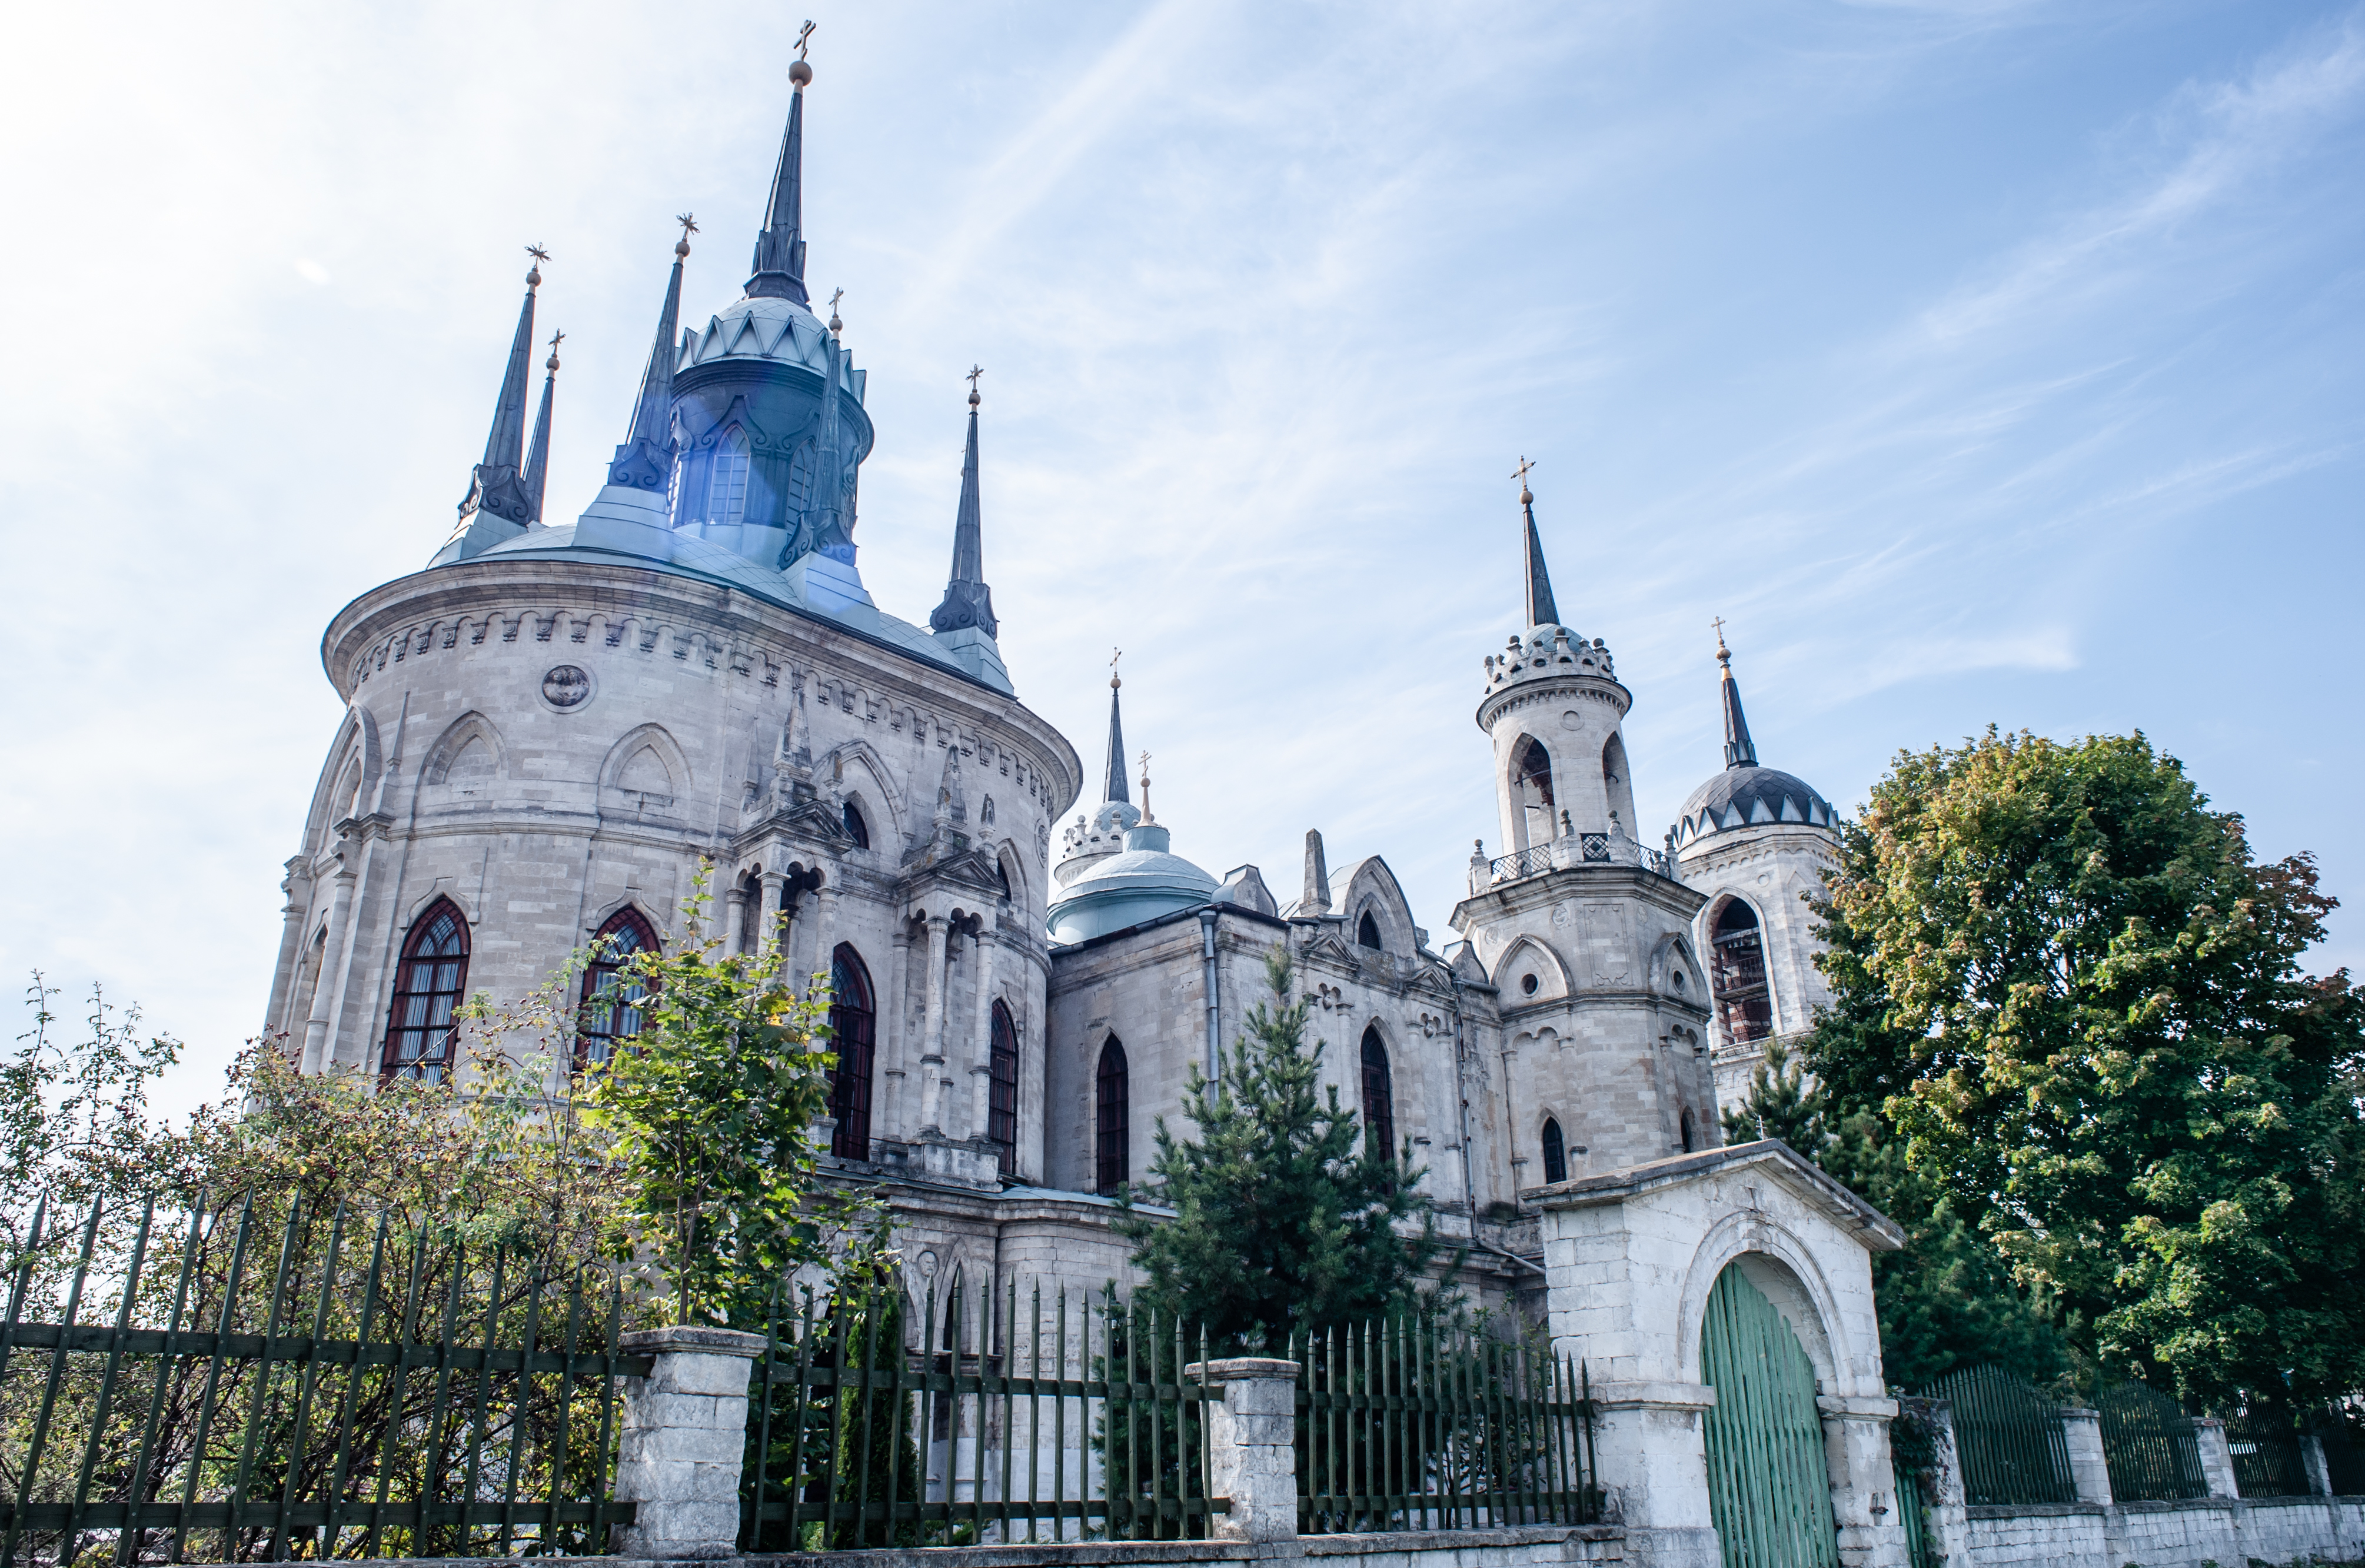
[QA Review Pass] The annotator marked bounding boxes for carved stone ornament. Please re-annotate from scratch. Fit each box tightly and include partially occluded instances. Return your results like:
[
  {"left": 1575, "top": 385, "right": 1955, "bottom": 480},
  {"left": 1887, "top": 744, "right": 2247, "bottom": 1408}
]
[{"left": 541, "top": 664, "right": 596, "bottom": 711}]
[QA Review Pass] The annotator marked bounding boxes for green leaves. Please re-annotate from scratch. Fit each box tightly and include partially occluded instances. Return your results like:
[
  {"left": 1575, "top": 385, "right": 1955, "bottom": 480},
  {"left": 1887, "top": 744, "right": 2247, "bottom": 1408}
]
[
  {"left": 1804, "top": 727, "right": 2365, "bottom": 1404},
  {"left": 1116, "top": 946, "right": 1445, "bottom": 1352}
]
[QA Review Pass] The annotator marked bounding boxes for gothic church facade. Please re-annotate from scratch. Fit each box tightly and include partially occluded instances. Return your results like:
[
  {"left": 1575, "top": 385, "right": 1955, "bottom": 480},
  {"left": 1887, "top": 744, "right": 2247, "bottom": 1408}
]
[{"left": 262, "top": 62, "right": 1840, "bottom": 1303}]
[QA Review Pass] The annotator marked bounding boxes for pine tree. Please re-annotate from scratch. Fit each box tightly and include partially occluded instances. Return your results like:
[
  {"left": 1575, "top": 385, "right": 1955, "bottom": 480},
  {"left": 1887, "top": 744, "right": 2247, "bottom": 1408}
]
[{"left": 1115, "top": 947, "right": 1443, "bottom": 1351}]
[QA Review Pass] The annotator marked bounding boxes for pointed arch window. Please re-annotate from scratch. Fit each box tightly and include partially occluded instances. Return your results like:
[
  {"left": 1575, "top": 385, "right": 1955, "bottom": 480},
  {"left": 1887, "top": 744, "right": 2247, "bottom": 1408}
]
[
  {"left": 709, "top": 427, "right": 751, "bottom": 527},
  {"left": 1095, "top": 1036, "right": 1129, "bottom": 1195},
  {"left": 1710, "top": 899, "right": 1774, "bottom": 1046},
  {"left": 1541, "top": 1116, "right": 1568, "bottom": 1185},
  {"left": 988, "top": 1000, "right": 1019, "bottom": 1175},
  {"left": 1359, "top": 1026, "right": 1396, "bottom": 1160},
  {"left": 1513, "top": 737, "right": 1557, "bottom": 847},
  {"left": 1681, "top": 1106, "right": 1697, "bottom": 1154},
  {"left": 827, "top": 944, "right": 874, "bottom": 1160},
  {"left": 841, "top": 800, "right": 869, "bottom": 848},
  {"left": 579, "top": 908, "right": 659, "bottom": 1067},
  {"left": 737, "top": 871, "right": 764, "bottom": 954},
  {"left": 1357, "top": 910, "right": 1383, "bottom": 949},
  {"left": 382, "top": 899, "right": 469, "bottom": 1082}
]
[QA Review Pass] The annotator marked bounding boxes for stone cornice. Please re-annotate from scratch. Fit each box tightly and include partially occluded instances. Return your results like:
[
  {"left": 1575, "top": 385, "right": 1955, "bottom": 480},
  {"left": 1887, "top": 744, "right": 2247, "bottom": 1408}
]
[
  {"left": 1451, "top": 863, "right": 1706, "bottom": 931},
  {"left": 1476, "top": 673, "right": 1631, "bottom": 734},
  {"left": 1528, "top": 1138, "right": 1907, "bottom": 1251}
]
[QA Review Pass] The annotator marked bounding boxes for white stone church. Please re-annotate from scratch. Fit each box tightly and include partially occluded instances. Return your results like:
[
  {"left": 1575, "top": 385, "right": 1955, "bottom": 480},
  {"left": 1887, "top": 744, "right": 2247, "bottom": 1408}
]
[{"left": 260, "top": 58, "right": 1850, "bottom": 1308}]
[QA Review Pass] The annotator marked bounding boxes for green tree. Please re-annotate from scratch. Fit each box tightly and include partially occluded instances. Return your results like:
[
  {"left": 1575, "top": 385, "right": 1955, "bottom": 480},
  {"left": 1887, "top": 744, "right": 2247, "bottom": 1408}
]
[
  {"left": 1804, "top": 728, "right": 2365, "bottom": 1403},
  {"left": 1116, "top": 947, "right": 1443, "bottom": 1351}
]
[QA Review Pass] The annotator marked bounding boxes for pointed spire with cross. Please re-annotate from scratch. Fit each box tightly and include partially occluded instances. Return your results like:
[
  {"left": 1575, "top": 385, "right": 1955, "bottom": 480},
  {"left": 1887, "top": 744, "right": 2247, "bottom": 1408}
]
[
  {"left": 1514, "top": 456, "right": 1562, "bottom": 628},
  {"left": 524, "top": 327, "right": 562, "bottom": 523},
  {"left": 452, "top": 247, "right": 547, "bottom": 533},
  {"left": 606, "top": 223, "right": 692, "bottom": 494},
  {"left": 747, "top": 24, "right": 817, "bottom": 304},
  {"left": 929, "top": 367, "right": 1000, "bottom": 640},
  {"left": 1715, "top": 620, "right": 1758, "bottom": 769}
]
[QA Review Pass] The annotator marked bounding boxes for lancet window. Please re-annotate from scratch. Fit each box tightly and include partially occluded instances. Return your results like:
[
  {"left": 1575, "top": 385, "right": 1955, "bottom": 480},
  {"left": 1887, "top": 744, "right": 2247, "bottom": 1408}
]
[
  {"left": 382, "top": 899, "right": 469, "bottom": 1083},
  {"left": 827, "top": 944, "right": 875, "bottom": 1160},
  {"left": 841, "top": 800, "right": 869, "bottom": 848},
  {"left": 988, "top": 1000, "right": 1019, "bottom": 1175},
  {"left": 710, "top": 428, "right": 751, "bottom": 526},
  {"left": 1358, "top": 910, "right": 1383, "bottom": 949},
  {"left": 1359, "top": 1026, "right": 1396, "bottom": 1160},
  {"left": 578, "top": 907, "right": 658, "bottom": 1067},
  {"left": 1711, "top": 898, "right": 1775, "bottom": 1046},
  {"left": 1095, "top": 1036, "right": 1129, "bottom": 1195},
  {"left": 1541, "top": 1116, "right": 1568, "bottom": 1185}
]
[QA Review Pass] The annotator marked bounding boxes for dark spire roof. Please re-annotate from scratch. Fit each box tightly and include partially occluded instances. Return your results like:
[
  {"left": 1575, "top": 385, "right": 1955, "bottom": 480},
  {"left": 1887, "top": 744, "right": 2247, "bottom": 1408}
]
[
  {"left": 455, "top": 252, "right": 544, "bottom": 528},
  {"left": 1103, "top": 675, "right": 1130, "bottom": 804},
  {"left": 524, "top": 330, "right": 560, "bottom": 524},
  {"left": 744, "top": 59, "right": 813, "bottom": 305},
  {"left": 607, "top": 222, "right": 693, "bottom": 494},
  {"left": 929, "top": 379, "right": 999, "bottom": 638},
  {"left": 1520, "top": 476, "right": 1561, "bottom": 628},
  {"left": 1717, "top": 631, "right": 1758, "bottom": 769}
]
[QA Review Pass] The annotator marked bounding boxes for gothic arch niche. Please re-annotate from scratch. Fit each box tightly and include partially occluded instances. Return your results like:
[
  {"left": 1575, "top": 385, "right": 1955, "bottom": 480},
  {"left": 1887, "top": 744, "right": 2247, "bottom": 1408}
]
[
  {"left": 826, "top": 944, "right": 875, "bottom": 1160},
  {"left": 1648, "top": 933, "right": 1702, "bottom": 1001},
  {"left": 1708, "top": 895, "right": 1775, "bottom": 1046},
  {"left": 993, "top": 842, "right": 1025, "bottom": 908},
  {"left": 1095, "top": 1036, "right": 1129, "bottom": 1194},
  {"left": 1359, "top": 1024, "right": 1396, "bottom": 1160},
  {"left": 600, "top": 725, "right": 692, "bottom": 816},
  {"left": 302, "top": 704, "right": 381, "bottom": 851},
  {"left": 578, "top": 906, "right": 659, "bottom": 1067},
  {"left": 1509, "top": 735, "right": 1557, "bottom": 850},
  {"left": 421, "top": 711, "right": 506, "bottom": 803},
  {"left": 839, "top": 795, "right": 872, "bottom": 848},
  {"left": 820, "top": 743, "right": 906, "bottom": 841},
  {"left": 382, "top": 897, "right": 469, "bottom": 1083},
  {"left": 1498, "top": 936, "right": 1570, "bottom": 1005},
  {"left": 1356, "top": 910, "right": 1384, "bottom": 949},
  {"left": 1340, "top": 858, "right": 1416, "bottom": 954},
  {"left": 1601, "top": 733, "right": 1637, "bottom": 835}
]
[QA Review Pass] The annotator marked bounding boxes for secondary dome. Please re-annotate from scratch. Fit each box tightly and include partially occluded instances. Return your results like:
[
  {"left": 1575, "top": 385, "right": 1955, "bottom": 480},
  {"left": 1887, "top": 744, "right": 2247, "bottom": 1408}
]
[
  {"left": 1673, "top": 765, "right": 1837, "bottom": 848},
  {"left": 1046, "top": 823, "right": 1217, "bottom": 945}
]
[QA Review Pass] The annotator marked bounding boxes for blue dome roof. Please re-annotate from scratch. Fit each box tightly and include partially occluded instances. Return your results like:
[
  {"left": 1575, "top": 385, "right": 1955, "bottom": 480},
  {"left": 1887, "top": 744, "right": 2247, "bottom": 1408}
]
[{"left": 1046, "top": 823, "right": 1217, "bottom": 945}]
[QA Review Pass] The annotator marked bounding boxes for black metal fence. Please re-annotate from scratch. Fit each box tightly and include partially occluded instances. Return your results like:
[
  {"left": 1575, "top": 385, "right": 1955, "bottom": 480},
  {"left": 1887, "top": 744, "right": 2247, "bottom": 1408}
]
[
  {"left": 1290, "top": 1317, "right": 1600, "bottom": 1532},
  {"left": 2314, "top": 1401, "right": 2365, "bottom": 1496},
  {"left": 0, "top": 1196, "right": 643, "bottom": 1567},
  {"left": 1917, "top": 1366, "right": 2077, "bottom": 1506},
  {"left": 739, "top": 1280, "right": 1222, "bottom": 1550},
  {"left": 2095, "top": 1382, "right": 2205, "bottom": 1502},
  {"left": 2221, "top": 1404, "right": 2311, "bottom": 1499}
]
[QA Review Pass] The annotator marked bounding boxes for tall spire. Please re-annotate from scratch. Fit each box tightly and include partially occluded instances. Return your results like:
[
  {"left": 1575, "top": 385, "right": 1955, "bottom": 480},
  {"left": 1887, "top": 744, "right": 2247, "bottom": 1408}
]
[
  {"left": 746, "top": 25, "right": 816, "bottom": 304},
  {"left": 1715, "top": 623, "right": 1758, "bottom": 769},
  {"left": 1513, "top": 457, "right": 1560, "bottom": 628},
  {"left": 524, "top": 329, "right": 561, "bottom": 523},
  {"left": 455, "top": 248, "right": 545, "bottom": 530},
  {"left": 608, "top": 218, "right": 694, "bottom": 493},
  {"left": 1103, "top": 654, "right": 1130, "bottom": 804},
  {"left": 929, "top": 370, "right": 999, "bottom": 638}
]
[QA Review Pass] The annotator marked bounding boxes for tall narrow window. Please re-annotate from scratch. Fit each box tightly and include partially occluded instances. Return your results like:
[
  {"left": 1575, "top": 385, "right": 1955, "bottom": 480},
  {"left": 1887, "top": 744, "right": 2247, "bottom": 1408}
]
[
  {"left": 708, "top": 428, "right": 751, "bottom": 526},
  {"left": 988, "top": 1000, "right": 1020, "bottom": 1176},
  {"left": 1514, "top": 736, "right": 1557, "bottom": 847},
  {"left": 841, "top": 800, "right": 869, "bottom": 848},
  {"left": 382, "top": 899, "right": 469, "bottom": 1082},
  {"left": 1541, "top": 1117, "right": 1568, "bottom": 1185},
  {"left": 1681, "top": 1107, "right": 1697, "bottom": 1153},
  {"left": 1710, "top": 899, "right": 1774, "bottom": 1046},
  {"left": 1359, "top": 1026, "right": 1396, "bottom": 1160},
  {"left": 1357, "top": 910, "right": 1383, "bottom": 949},
  {"left": 738, "top": 871, "right": 764, "bottom": 954},
  {"left": 578, "top": 907, "right": 658, "bottom": 1067},
  {"left": 1095, "top": 1036, "right": 1129, "bottom": 1194},
  {"left": 827, "top": 944, "right": 875, "bottom": 1160}
]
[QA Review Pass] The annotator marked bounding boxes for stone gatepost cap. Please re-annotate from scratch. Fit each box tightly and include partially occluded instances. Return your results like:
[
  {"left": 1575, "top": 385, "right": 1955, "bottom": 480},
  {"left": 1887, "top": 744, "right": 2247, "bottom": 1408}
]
[
  {"left": 620, "top": 1325, "right": 770, "bottom": 1357},
  {"left": 1182, "top": 1357, "right": 1302, "bottom": 1383}
]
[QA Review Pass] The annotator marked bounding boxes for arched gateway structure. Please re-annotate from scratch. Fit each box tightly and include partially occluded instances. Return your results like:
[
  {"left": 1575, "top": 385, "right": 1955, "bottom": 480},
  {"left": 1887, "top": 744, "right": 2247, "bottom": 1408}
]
[{"left": 1532, "top": 1140, "right": 1907, "bottom": 1568}]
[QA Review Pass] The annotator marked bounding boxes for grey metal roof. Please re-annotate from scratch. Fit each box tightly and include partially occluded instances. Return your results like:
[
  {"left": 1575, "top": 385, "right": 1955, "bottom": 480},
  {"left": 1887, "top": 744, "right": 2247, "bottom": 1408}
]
[{"left": 1671, "top": 764, "right": 1837, "bottom": 847}]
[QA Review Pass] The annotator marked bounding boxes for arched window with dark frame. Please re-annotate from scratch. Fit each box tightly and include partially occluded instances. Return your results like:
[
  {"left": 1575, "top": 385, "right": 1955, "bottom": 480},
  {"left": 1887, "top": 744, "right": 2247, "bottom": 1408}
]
[
  {"left": 841, "top": 800, "right": 869, "bottom": 848},
  {"left": 382, "top": 898, "right": 470, "bottom": 1083},
  {"left": 988, "top": 1000, "right": 1019, "bottom": 1175},
  {"left": 1710, "top": 898, "right": 1774, "bottom": 1046},
  {"left": 578, "top": 907, "right": 659, "bottom": 1067},
  {"left": 826, "top": 944, "right": 875, "bottom": 1160},
  {"left": 1514, "top": 736, "right": 1557, "bottom": 847},
  {"left": 1359, "top": 1026, "right": 1396, "bottom": 1160},
  {"left": 1095, "top": 1036, "right": 1129, "bottom": 1194},
  {"left": 1541, "top": 1116, "right": 1568, "bottom": 1184},
  {"left": 1681, "top": 1106, "right": 1697, "bottom": 1153},
  {"left": 1357, "top": 910, "right": 1383, "bottom": 949}
]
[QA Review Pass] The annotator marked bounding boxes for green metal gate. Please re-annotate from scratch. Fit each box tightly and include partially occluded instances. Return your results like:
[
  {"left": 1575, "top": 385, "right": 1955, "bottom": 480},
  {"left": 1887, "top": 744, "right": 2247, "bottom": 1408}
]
[{"left": 1699, "top": 1265, "right": 1839, "bottom": 1568}]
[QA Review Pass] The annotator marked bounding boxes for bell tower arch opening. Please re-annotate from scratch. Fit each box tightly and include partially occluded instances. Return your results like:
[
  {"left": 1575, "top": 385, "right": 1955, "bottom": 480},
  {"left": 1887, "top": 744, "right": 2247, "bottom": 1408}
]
[
  {"left": 1709, "top": 897, "right": 1774, "bottom": 1047},
  {"left": 1509, "top": 735, "right": 1556, "bottom": 851}
]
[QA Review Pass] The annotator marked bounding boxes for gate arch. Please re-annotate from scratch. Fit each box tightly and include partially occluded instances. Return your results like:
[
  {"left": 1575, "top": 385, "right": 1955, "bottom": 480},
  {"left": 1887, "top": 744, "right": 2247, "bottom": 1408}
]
[{"left": 1699, "top": 1262, "right": 1838, "bottom": 1568}]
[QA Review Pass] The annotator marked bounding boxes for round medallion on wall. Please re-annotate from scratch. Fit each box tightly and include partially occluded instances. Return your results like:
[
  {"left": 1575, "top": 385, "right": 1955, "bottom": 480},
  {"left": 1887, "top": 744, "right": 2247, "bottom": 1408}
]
[{"left": 541, "top": 664, "right": 596, "bottom": 712}]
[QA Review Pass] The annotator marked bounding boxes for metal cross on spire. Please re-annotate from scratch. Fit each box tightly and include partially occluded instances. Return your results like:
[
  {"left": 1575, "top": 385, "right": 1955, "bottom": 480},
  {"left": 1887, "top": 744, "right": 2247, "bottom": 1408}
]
[
  {"left": 676, "top": 212, "right": 698, "bottom": 240},
  {"left": 796, "top": 19, "right": 816, "bottom": 58},
  {"left": 966, "top": 364, "right": 984, "bottom": 392},
  {"left": 1712, "top": 616, "right": 1731, "bottom": 660},
  {"left": 1512, "top": 455, "right": 1537, "bottom": 500},
  {"left": 525, "top": 243, "right": 551, "bottom": 264},
  {"left": 1110, "top": 647, "right": 1123, "bottom": 688}
]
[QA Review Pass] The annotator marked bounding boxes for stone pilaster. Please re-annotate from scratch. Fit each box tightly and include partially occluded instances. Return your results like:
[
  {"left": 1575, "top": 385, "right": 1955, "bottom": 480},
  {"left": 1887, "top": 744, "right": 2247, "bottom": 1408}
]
[
  {"left": 611, "top": 1326, "right": 766, "bottom": 1559},
  {"left": 1188, "top": 1357, "right": 1303, "bottom": 1550}
]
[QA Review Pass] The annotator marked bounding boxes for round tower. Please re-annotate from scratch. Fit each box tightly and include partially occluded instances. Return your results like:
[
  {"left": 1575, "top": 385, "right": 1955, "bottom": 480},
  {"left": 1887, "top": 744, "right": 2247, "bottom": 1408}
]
[{"left": 1668, "top": 631, "right": 1842, "bottom": 1110}]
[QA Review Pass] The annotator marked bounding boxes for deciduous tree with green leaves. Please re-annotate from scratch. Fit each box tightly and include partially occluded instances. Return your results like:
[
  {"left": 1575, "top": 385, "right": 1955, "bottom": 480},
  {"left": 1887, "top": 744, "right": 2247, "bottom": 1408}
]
[
  {"left": 1116, "top": 947, "right": 1444, "bottom": 1351},
  {"left": 1802, "top": 728, "right": 2365, "bottom": 1404}
]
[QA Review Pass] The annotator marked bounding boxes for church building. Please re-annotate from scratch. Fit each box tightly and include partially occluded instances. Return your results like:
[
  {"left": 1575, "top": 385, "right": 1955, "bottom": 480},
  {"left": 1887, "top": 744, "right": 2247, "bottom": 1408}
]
[{"left": 260, "top": 55, "right": 1842, "bottom": 1304}]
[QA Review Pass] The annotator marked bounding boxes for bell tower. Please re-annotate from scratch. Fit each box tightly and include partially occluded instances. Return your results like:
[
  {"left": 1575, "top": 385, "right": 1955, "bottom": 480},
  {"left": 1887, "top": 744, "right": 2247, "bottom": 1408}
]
[{"left": 1452, "top": 468, "right": 1717, "bottom": 1183}]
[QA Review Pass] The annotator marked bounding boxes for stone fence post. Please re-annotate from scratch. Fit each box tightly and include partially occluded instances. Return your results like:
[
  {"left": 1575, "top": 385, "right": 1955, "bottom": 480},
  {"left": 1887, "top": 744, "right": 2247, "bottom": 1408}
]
[
  {"left": 612, "top": 1326, "right": 767, "bottom": 1559},
  {"left": 2058, "top": 1407, "right": 2114, "bottom": 1506},
  {"left": 2192, "top": 1416, "right": 2241, "bottom": 1500},
  {"left": 1904, "top": 1397, "right": 1973, "bottom": 1568},
  {"left": 1187, "top": 1357, "right": 1303, "bottom": 1552}
]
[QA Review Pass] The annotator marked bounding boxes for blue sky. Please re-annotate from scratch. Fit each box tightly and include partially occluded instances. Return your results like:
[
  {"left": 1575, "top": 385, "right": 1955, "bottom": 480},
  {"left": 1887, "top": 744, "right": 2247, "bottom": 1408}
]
[{"left": 2, "top": 1, "right": 2359, "bottom": 1111}]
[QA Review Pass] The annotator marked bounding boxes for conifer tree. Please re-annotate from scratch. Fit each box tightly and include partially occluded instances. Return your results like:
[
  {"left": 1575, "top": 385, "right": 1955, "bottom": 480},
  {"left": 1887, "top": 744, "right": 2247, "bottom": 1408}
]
[{"left": 1116, "top": 947, "right": 1442, "bottom": 1350}]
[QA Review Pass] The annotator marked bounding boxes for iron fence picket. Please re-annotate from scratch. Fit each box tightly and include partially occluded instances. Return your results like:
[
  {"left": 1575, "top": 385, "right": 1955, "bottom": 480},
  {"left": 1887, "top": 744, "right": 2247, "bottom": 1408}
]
[
  {"left": 1919, "top": 1365, "right": 2077, "bottom": 1506},
  {"left": 2096, "top": 1381, "right": 2207, "bottom": 1502}
]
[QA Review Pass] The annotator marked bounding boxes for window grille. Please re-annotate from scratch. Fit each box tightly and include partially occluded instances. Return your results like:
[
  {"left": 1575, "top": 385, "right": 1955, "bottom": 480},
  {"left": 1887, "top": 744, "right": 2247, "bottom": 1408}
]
[
  {"left": 827, "top": 944, "right": 874, "bottom": 1160},
  {"left": 1711, "top": 900, "right": 1774, "bottom": 1044},
  {"left": 1360, "top": 1027, "right": 1396, "bottom": 1160},
  {"left": 709, "top": 428, "right": 751, "bottom": 526},
  {"left": 988, "top": 1001, "right": 1019, "bottom": 1174},
  {"left": 1096, "top": 1037, "right": 1129, "bottom": 1194},
  {"left": 578, "top": 908, "right": 657, "bottom": 1067}
]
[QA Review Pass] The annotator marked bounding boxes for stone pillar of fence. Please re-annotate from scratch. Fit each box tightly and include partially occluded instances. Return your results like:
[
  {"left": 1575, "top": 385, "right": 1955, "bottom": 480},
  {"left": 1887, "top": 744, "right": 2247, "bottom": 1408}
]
[
  {"left": 612, "top": 1326, "right": 767, "bottom": 1559},
  {"left": 1909, "top": 1398, "right": 1974, "bottom": 1568},
  {"left": 2192, "top": 1416, "right": 2240, "bottom": 1500},
  {"left": 2301, "top": 1435, "right": 2335, "bottom": 1496},
  {"left": 2058, "top": 1407, "right": 2115, "bottom": 1507},
  {"left": 1187, "top": 1357, "right": 1303, "bottom": 1552}
]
